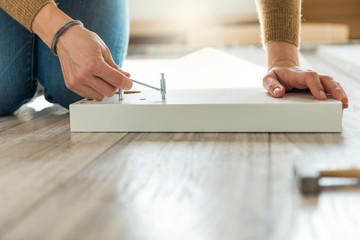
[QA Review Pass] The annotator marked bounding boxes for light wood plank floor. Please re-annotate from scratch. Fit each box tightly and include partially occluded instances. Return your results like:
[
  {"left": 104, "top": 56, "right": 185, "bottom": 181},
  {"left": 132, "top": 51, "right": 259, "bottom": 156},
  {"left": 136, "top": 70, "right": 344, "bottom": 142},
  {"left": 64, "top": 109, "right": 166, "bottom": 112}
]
[{"left": 1, "top": 49, "right": 360, "bottom": 240}]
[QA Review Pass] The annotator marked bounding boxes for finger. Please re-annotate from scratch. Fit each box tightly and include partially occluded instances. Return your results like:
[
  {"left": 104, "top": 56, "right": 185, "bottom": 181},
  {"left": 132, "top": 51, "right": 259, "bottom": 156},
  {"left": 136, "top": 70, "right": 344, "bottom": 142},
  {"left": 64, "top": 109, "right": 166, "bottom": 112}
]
[
  {"left": 85, "top": 76, "right": 117, "bottom": 97},
  {"left": 120, "top": 70, "right": 131, "bottom": 78},
  {"left": 102, "top": 48, "right": 131, "bottom": 77},
  {"left": 320, "top": 75, "right": 349, "bottom": 108},
  {"left": 68, "top": 66, "right": 115, "bottom": 98},
  {"left": 88, "top": 60, "right": 133, "bottom": 90},
  {"left": 114, "top": 67, "right": 131, "bottom": 78},
  {"left": 304, "top": 72, "right": 327, "bottom": 100},
  {"left": 71, "top": 84, "right": 104, "bottom": 101},
  {"left": 263, "top": 71, "right": 286, "bottom": 98}
]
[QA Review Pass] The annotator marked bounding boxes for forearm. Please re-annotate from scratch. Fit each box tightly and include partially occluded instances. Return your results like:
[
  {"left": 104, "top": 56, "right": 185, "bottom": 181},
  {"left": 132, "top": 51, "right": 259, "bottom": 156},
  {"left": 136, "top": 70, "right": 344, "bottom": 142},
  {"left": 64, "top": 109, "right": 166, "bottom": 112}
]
[
  {"left": 255, "top": 0, "right": 301, "bottom": 69},
  {"left": 0, "top": 0, "right": 55, "bottom": 32},
  {"left": 32, "top": 2, "right": 72, "bottom": 48},
  {"left": 255, "top": 0, "right": 301, "bottom": 47}
]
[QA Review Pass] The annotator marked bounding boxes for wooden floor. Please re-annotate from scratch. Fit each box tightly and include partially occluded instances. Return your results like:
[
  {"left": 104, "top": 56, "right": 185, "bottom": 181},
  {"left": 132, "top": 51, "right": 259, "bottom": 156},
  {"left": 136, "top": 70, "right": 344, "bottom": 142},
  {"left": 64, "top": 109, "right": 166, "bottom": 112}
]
[{"left": 1, "top": 49, "right": 360, "bottom": 240}]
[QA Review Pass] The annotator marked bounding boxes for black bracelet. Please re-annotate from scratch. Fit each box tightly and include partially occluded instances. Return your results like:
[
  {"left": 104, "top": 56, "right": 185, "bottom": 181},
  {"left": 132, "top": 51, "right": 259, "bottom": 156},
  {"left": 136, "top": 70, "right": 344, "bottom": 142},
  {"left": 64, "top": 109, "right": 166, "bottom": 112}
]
[{"left": 51, "top": 20, "right": 83, "bottom": 56}]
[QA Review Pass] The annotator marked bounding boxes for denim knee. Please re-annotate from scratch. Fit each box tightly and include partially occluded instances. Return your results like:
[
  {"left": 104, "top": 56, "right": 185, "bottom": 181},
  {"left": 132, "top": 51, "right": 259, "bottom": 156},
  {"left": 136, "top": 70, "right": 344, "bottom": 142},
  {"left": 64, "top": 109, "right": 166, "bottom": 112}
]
[
  {"left": 43, "top": 86, "right": 83, "bottom": 109},
  {"left": 0, "top": 89, "right": 36, "bottom": 116},
  {"left": 0, "top": 8, "right": 37, "bottom": 116},
  {"left": 0, "top": 104, "right": 19, "bottom": 116}
]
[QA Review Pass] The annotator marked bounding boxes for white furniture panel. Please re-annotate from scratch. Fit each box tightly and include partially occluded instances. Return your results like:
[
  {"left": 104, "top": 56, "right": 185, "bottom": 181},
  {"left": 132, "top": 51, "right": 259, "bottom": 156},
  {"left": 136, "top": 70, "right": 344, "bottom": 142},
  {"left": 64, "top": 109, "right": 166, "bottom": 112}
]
[
  {"left": 70, "top": 48, "right": 343, "bottom": 132},
  {"left": 70, "top": 88, "right": 342, "bottom": 132}
]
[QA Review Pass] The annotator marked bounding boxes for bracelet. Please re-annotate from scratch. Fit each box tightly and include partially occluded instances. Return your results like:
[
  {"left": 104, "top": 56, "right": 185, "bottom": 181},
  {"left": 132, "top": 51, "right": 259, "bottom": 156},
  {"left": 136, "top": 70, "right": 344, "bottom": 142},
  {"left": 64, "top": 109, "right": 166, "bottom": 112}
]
[{"left": 51, "top": 20, "right": 83, "bottom": 56}]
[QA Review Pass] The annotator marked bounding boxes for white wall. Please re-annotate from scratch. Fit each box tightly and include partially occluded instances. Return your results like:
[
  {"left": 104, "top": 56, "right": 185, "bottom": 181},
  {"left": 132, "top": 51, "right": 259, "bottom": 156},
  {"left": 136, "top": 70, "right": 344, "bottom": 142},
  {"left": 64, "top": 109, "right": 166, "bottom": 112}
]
[{"left": 129, "top": 0, "right": 257, "bottom": 20}]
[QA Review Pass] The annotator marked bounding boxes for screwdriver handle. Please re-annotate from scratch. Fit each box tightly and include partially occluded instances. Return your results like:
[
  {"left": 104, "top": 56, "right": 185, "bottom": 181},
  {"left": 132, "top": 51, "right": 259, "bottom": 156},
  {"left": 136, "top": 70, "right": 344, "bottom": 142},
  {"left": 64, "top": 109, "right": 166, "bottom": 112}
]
[{"left": 320, "top": 168, "right": 360, "bottom": 178}]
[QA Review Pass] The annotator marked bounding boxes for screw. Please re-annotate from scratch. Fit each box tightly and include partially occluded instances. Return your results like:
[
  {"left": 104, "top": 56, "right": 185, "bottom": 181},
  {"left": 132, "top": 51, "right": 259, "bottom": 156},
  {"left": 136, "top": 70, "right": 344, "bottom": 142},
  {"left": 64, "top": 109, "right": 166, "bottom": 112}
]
[
  {"left": 119, "top": 89, "right": 124, "bottom": 100},
  {"left": 160, "top": 73, "right": 166, "bottom": 100}
]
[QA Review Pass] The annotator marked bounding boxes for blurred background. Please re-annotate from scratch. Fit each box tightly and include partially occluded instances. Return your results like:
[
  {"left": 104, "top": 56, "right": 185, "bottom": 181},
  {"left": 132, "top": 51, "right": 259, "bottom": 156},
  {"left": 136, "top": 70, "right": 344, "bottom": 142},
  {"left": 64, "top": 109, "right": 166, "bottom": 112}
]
[{"left": 127, "top": 0, "right": 360, "bottom": 54}]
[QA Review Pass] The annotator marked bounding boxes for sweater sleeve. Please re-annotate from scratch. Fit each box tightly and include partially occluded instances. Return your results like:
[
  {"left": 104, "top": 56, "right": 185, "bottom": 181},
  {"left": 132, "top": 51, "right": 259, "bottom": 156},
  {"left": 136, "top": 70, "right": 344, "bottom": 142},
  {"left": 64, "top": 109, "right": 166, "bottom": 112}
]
[
  {"left": 255, "top": 0, "right": 301, "bottom": 47},
  {"left": 0, "top": 0, "right": 55, "bottom": 32}
]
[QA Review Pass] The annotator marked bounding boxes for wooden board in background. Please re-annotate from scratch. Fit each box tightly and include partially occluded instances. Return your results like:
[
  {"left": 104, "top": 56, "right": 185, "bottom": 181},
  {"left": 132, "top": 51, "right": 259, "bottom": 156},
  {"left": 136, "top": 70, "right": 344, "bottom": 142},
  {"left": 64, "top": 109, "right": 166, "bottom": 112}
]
[
  {"left": 130, "top": 19, "right": 349, "bottom": 46},
  {"left": 303, "top": 0, "right": 360, "bottom": 39}
]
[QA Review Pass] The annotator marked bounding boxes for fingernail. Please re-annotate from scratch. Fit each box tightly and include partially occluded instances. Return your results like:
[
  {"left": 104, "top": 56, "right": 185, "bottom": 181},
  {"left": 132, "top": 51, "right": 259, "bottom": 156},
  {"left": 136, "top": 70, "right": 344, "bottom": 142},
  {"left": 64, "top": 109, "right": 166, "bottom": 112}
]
[
  {"left": 273, "top": 87, "right": 280, "bottom": 95},
  {"left": 342, "top": 92, "right": 348, "bottom": 100},
  {"left": 320, "top": 90, "right": 327, "bottom": 99}
]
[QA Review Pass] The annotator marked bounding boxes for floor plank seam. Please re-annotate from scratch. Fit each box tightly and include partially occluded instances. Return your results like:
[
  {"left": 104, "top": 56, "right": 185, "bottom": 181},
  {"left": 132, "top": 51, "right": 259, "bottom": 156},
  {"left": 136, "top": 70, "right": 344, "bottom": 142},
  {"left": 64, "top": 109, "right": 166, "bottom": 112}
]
[{"left": 0, "top": 132, "right": 131, "bottom": 236}]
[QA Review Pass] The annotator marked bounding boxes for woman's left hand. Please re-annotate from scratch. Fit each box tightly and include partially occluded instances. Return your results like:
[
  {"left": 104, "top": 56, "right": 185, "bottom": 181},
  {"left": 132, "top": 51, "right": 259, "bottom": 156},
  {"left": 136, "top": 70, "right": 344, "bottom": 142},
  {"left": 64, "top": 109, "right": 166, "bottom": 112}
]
[{"left": 264, "top": 41, "right": 348, "bottom": 109}]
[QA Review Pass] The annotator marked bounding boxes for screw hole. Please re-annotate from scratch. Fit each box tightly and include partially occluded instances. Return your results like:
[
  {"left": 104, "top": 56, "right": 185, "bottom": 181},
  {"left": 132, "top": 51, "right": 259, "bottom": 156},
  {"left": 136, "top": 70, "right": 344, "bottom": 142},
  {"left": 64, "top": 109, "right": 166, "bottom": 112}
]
[{"left": 139, "top": 98, "right": 146, "bottom": 100}]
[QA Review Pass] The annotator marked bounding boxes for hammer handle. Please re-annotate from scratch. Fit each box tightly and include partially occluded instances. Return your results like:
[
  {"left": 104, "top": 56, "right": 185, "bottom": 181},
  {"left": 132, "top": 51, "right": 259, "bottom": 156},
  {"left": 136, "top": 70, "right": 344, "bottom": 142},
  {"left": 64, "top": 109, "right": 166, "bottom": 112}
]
[{"left": 320, "top": 168, "right": 360, "bottom": 178}]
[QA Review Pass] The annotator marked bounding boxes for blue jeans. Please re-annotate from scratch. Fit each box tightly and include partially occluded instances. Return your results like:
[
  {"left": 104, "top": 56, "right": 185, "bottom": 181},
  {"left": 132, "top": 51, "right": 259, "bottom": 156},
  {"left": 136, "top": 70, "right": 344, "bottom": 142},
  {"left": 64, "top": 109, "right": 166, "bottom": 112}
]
[{"left": 0, "top": 0, "right": 129, "bottom": 116}]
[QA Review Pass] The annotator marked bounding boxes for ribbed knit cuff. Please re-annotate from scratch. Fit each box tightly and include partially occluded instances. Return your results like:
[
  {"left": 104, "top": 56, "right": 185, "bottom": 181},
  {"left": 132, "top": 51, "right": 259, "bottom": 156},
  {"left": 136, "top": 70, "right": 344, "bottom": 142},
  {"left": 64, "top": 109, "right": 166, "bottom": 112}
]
[
  {"left": 0, "top": 0, "right": 55, "bottom": 32},
  {"left": 257, "top": 0, "right": 301, "bottom": 47}
]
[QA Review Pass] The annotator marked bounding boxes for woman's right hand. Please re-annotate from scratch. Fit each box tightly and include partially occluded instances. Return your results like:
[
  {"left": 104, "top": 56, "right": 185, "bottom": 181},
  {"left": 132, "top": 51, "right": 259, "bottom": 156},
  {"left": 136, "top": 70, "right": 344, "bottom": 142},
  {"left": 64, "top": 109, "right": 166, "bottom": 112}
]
[
  {"left": 56, "top": 25, "right": 132, "bottom": 100},
  {"left": 32, "top": 2, "right": 132, "bottom": 101}
]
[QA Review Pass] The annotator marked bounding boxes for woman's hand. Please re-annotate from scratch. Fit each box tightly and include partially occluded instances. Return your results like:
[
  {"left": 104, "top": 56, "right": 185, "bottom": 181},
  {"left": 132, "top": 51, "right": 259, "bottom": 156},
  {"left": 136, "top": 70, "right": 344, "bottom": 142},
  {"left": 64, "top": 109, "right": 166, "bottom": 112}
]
[
  {"left": 32, "top": 2, "right": 132, "bottom": 100},
  {"left": 264, "top": 41, "right": 348, "bottom": 109},
  {"left": 56, "top": 26, "right": 132, "bottom": 100}
]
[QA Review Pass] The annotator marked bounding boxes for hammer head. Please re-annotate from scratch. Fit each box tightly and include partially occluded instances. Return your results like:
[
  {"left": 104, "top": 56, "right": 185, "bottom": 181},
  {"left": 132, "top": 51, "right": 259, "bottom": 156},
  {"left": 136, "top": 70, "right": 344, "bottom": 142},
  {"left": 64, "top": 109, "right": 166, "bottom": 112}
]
[
  {"left": 298, "top": 172, "right": 321, "bottom": 195},
  {"left": 294, "top": 162, "right": 321, "bottom": 195}
]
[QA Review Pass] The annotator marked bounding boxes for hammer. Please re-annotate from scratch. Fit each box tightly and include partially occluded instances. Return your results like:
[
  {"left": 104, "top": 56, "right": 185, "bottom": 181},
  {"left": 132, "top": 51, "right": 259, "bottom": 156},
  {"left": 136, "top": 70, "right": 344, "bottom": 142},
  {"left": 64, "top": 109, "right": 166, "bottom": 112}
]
[{"left": 295, "top": 165, "right": 360, "bottom": 195}]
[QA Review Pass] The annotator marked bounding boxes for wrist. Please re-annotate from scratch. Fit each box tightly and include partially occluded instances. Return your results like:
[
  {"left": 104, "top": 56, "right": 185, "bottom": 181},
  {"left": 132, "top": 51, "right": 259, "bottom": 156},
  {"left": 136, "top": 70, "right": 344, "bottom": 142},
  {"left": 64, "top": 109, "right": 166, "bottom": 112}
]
[
  {"left": 32, "top": 2, "right": 73, "bottom": 48},
  {"left": 56, "top": 25, "right": 83, "bottom": 55},
  {"left": 265, "top": 41, "right": 300, "bottom": 69}
]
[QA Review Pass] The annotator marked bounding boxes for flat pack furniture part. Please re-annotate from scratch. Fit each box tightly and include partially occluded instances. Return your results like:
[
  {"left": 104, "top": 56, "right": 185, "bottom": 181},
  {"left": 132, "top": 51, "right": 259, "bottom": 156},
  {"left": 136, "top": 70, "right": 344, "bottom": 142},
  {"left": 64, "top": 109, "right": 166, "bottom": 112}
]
[
  {"left": 70, "top": 48, "right": 343, "bottom": 132},
  {"left": 70, "top": 88, "right": 342, "bottom": 133},
  {"left": 317, "top": 45, "right": 360, "bottom": 82}
]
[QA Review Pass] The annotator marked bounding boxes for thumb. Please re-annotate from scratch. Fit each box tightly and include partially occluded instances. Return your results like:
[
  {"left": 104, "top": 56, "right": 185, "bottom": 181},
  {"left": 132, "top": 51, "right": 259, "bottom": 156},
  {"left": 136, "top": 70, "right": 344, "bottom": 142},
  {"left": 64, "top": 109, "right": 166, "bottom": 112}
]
[{"left": 263, "top": 71, "right": 286, "bottom": 98}]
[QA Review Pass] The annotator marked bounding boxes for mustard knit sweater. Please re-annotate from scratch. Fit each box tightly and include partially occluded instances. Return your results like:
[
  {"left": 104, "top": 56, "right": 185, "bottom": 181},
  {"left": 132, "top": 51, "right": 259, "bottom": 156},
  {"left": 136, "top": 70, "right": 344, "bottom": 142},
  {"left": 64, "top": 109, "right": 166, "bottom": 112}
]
[{"left": 0, "top": 0, "right": 301, "bottom": 46}]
